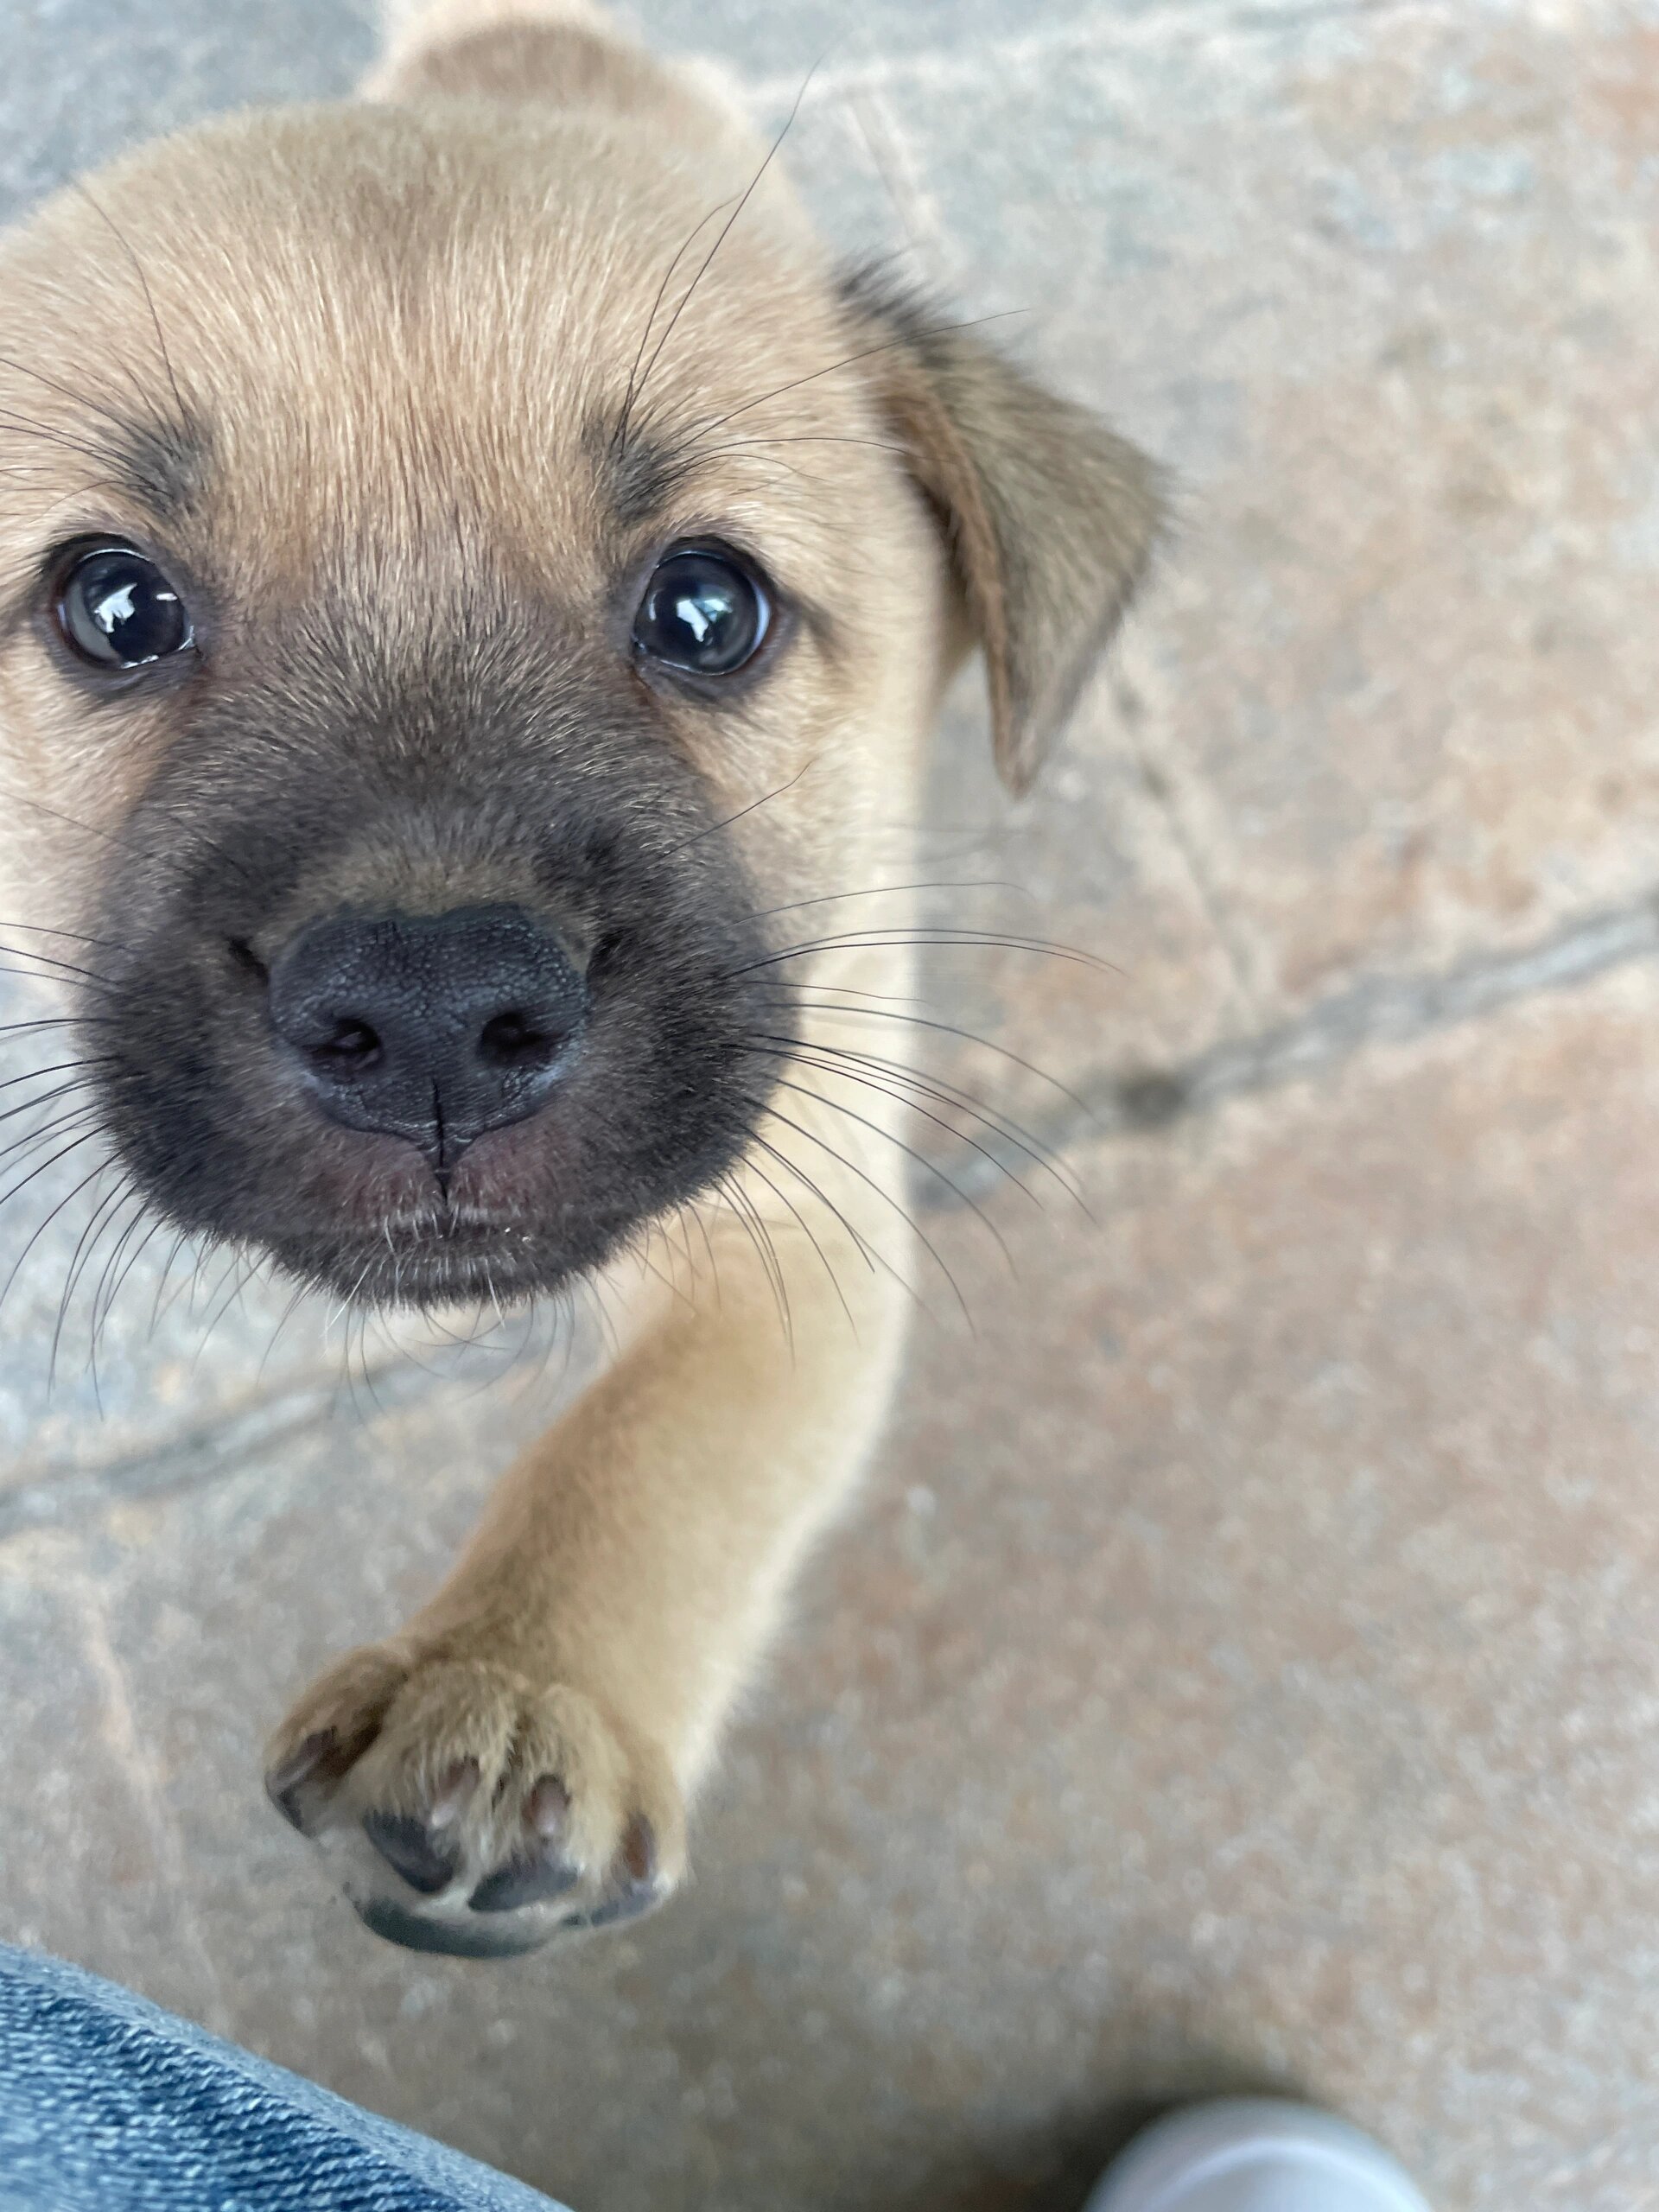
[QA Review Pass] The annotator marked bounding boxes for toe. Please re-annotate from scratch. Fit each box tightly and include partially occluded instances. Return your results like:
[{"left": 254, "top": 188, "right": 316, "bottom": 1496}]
[{"left": 266, "top": 1726, "right": 379, "bottom": 1835}]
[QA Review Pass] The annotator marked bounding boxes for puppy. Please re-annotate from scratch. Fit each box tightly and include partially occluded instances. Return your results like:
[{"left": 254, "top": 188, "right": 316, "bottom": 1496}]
[{"left": 0, "top": 0, "right": 1160, "bottom": 1955}]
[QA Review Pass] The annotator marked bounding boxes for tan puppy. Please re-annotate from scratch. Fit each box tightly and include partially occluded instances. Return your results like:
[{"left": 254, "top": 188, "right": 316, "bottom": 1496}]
[{"left": 0, "top": 0, "right": 1159, "bottom": 1954}]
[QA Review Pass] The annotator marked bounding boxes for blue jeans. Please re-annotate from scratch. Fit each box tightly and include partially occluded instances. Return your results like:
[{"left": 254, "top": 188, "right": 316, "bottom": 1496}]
[{"left": 0, "top": 1943, "right": 568, "bottom": 2210}]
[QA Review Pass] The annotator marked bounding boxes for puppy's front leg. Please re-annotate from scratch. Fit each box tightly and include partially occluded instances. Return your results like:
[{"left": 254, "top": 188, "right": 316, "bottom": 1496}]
[{"left": 266, "top": 1149, "right": 908, "bottom": 1957}]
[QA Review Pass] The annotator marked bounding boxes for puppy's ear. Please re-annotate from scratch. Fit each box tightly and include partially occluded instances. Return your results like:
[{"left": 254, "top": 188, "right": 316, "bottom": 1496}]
[
  {"left": 367, "top": 1, "right": 772, "bottom": 191},
  {"left": 842, "top": 271, "right": 1164, "bottom": 793},
  {"left": 371, "top": 0, "right": 674, "bottom": 121}
]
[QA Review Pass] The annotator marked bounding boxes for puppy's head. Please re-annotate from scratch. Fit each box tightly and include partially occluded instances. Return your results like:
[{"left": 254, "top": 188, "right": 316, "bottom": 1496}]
[{"left": 0, "top": 11, "right": 1160, "bottom": 1308}]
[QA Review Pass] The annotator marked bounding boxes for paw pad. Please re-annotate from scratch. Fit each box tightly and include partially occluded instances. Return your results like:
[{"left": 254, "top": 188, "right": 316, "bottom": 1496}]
[{"left": 264, "top": 1653, "right": 682, "bottom": 1957}]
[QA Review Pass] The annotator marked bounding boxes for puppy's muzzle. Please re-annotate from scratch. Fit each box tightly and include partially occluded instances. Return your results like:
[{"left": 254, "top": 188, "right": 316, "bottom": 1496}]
[{"left": 267, "top": 904, "right": 588, "bottom": 1166}]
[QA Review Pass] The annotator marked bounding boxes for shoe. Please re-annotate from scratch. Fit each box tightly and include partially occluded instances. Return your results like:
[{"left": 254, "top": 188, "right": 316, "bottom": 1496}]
[{"left": 1084, "top": 2099, "right": 1432, "bottom": 2212}]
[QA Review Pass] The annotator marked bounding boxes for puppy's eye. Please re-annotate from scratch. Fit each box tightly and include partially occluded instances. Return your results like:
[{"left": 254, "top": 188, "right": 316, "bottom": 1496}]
[
  {"left": 54, "top": 545, "right": 194, "bottom": 671},
  {"left": 632, "top": 546, "right": 770, "bottom": 677}
]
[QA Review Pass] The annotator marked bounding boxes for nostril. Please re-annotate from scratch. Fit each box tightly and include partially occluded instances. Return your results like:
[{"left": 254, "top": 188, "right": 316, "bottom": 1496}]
[
  {"left": 313, "top": 1018, "right": 383, "bottom": 1071},
  {"left": 228, "top": 937, "right": 269, "bottom": 988},
  {"left": 477, "top": 1009, "right": 557, "bottom": 1070}
]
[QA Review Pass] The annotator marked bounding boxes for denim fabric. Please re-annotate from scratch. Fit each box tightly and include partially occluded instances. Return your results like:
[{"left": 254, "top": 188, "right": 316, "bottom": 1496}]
[{"left": 0, "top": 1943, "right": 568, "bottom": 2212}]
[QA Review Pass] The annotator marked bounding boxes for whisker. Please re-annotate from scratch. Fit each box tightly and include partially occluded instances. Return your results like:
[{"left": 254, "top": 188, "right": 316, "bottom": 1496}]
[
  {"left": 89, "top": 1198, "right": 162, "bottom": 1365},
  {"left": 0, "top": 1055, "right": 116, "bottom": 1100},
  {"left": 746, "top": 1041, "right": 1043, "bottom": 1211},
  {"left": 194, "top": 1256, "right": 261, "bottom": 1353},
  {"left": 692, "top": 434, "right": 908, "bottom": 461},
  {"left": 743, "top": 878, "right": 1023, "bottom": 927},
  {"left": 257, "top": 1276, "right": 319, "bottom": 1382},
  {"left": 0, "top": 1103, "right": 105, "bottom": 1180},
  {"left": 0, "top": 410, "right": 114, "bottom": 468},
  {"left": 0, "top": 944, "right": 120, "bottom": 993},
  {"left": 0, "top": 920, "right": 131, "bottom": 953},
  {"left": 664, "top": 759, "right": 816, "bottom": 860},
  {"left": 620, "top": 65, "right": 818, "bottom": 442},
  {"left": 149, "top": 1227, "right": 200, "bottom": 1338},
  {"left": 0, "top": 1017, "right": 115, "bottom": 1039},
  {"left": 0, "top": 351, "right": 143, "bottom": 445},
  {"left": 755, "top": 989, "right": 1103, "bottom": 1125},
  {"left": 613, "top": 191, "right": 742, "bottom": 456},
  {"left": 191, "top": 1243, "right": 252, "bottom": 1364},
  {"left": 745, "top": 1124, "right": 938, "bottom": 1331},
  {"left": 758, "top": 1097, "right": 971, "bottom": 1331},
  {"left": 682, "top": 308, "right": 1027, "bottom": 440},
  {"left": 0, "top": 1149, "right": 112, "bottom": 1324},
  {"left": 631, "top": 1221, "right": 700, "bottom": 1314},
  {"left": 0, "top": 1073, "right": 105, "bottom": 1141},
  {"left": 760, "top": 1031, "right": 1087, "bottom": 1205},
  {"left": 729, "top": 927, "right": 1118, "bottom": 976},
  {"left": 70, "top": 180, "right": 192, "bottom": 427},
  {"left": 740, "top": 1148, "right": 859, "bottom": 1336},
  {"left": 712, "top": 1167, "right": 793, "bottom": 1351},
  {"left": 680, "top": 1198, "right": 725, "bottom": 1314},
  {"left": 0, "top": 779, "right": 262, "bottom": 895},
  {"left": 768, "top": 1072, "right": 1014, "bottom": 1274},
  {"left": 50, "top": 1173, "right": 132, "bottom": 1395},
  {"left": 80, "top": 1185, "right": 153, "bottom": 1401}
]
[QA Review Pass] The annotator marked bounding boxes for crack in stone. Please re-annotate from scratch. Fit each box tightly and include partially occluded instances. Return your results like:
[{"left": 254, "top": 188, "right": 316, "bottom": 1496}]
[
  {"left": 744, "top": 0, "right": 1439, "bottom": 109},
  {"left": 64, "top": 1571, "right": 237, "bottom": 2038},
  {"left": 924, "top": 893, "right": 1659, "bottom": 1207},
  {"left": 0, "top": 1359, "right": 424, "bottom": 1546}
]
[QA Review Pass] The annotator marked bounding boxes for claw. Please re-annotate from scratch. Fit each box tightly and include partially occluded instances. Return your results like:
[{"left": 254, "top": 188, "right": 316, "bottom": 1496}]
[{"left": 265, "top": 1730, "right": 336, "bottom": 1828}]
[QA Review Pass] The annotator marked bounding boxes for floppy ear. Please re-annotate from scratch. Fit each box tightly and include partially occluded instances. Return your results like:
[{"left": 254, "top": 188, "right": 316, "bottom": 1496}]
[{"left": 841, "top": 270, "right": 1165, "bottom": 793}]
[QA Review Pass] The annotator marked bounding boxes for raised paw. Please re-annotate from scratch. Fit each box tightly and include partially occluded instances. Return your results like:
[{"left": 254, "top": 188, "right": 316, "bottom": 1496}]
[{"left": 264, "top": 1647, "right": 683, "bottom": 1957}]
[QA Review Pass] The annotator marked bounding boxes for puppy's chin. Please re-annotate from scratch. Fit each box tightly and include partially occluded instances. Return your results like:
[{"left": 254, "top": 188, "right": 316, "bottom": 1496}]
[{"left": 258, "top": 1217, "right": 615, "bottom": 1312}]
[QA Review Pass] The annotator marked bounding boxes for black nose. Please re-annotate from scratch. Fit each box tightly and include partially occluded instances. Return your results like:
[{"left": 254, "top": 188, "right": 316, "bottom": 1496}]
[{"left": 267, "top": 906, "right": 586, "bottom": 1164}]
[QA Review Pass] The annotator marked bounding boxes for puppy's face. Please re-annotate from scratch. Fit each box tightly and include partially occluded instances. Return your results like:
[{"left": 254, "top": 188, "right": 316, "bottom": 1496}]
[
  {"left": 0, "top": 99, "right": 944, "bottom": 1306},
  {"left": 0, "top": 72, "right": 1157, "bottom": 1310}
]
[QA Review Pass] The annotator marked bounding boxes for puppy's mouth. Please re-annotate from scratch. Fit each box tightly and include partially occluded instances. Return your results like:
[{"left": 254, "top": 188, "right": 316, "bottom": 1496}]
[{"left": 259, "top": 1205, "right": 634, "bottom": 1311}]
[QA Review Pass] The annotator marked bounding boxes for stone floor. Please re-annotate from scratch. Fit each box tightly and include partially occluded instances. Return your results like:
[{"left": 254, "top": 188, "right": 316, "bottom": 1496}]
[{"left": 2, "top": 2, "right": 1657, "bottom": 2208}]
